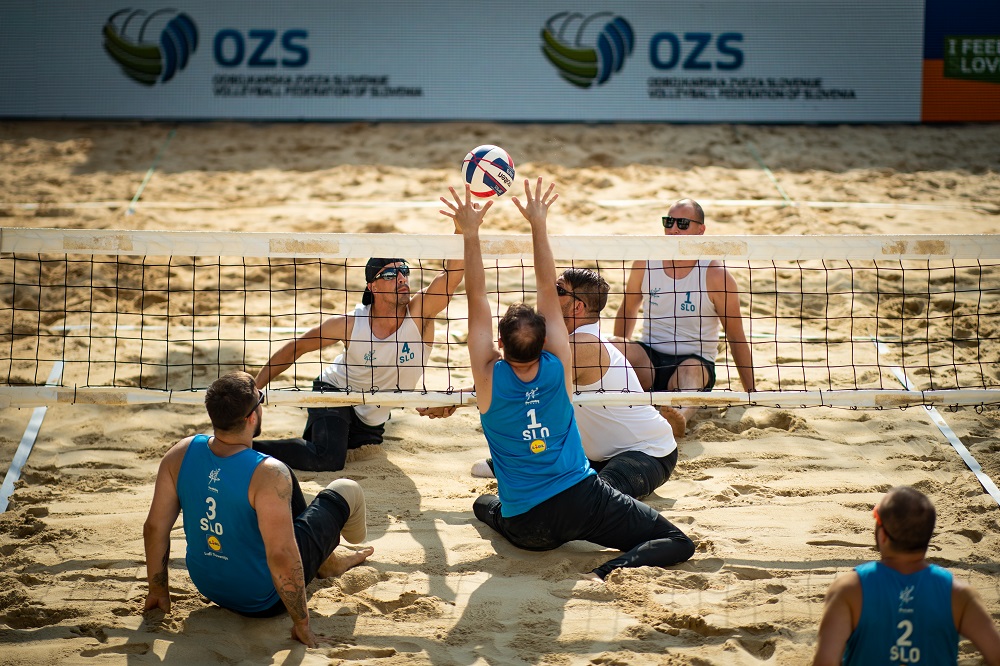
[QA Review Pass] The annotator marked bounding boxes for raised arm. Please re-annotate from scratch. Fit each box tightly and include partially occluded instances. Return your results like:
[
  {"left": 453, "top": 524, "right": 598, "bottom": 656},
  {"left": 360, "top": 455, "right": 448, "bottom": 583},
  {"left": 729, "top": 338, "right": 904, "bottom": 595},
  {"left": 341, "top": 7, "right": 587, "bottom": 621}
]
[
  {"left": 251, "top": 459, "right": 316, "bottom": 647},
  {"left": 708, "top": 264, "right": 755, "bottom": 392},
  {"left": 441, "top": 184, "right": 497, "bottom": 412},
  {"left": 512, "top": 178, "right": 572, "bottom": 391},
  {"left": 613, "top": 260, "right": 646, "bottom": 339},
  {"left": 143, "top": 439, "right": 188, "bottom": 615},
  {"left": 254, "top": 314, "right": 351, "bottom": 390},
  {"left": 408, "top": 218, "right": 466, "bottom": 320}
]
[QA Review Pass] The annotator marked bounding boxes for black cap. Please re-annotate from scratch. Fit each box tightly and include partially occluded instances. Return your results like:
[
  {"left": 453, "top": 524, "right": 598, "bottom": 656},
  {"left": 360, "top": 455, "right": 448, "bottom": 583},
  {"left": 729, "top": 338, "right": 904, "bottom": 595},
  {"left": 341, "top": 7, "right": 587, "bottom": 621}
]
[{"left": 362, "top": 258, "right": 406, "bottom": 305}]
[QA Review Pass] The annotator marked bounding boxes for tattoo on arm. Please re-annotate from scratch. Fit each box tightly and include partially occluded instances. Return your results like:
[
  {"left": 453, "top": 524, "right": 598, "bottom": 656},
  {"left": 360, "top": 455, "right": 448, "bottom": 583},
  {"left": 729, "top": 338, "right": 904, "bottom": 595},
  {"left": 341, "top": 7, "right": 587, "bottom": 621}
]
[
  {"left": 269, "top": 462, "right": 293, "bottom": 507},
  {"left": 151, "top": 547, "right": 169, "bottom": 588},
  {"left": 276, "top": 561, "right": 309, "bottom": 622}
]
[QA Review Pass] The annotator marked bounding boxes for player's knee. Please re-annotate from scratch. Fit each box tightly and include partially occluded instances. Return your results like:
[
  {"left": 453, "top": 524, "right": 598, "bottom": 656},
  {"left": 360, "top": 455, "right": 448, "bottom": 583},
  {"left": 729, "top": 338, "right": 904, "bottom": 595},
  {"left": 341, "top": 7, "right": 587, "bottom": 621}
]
[
  {"left": 676, "top": 359, "right": 710, "bottom": 390},
  {"left": 473, "top": 494, "right": 499, "bottom": 526},
  {"left": 327, "top": 478, "right": 364, "bottom": 512},
  {"left": 679, "top": 533, "right": 697, "bottom": 561}
]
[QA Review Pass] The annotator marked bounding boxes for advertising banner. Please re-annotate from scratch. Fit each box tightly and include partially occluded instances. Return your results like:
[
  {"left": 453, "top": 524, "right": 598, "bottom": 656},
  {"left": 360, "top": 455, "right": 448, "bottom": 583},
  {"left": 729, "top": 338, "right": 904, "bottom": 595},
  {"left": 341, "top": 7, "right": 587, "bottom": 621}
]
[
  {"left": 922, "top": 0, "right": 1000, "bottom": 121},
  {"left": 1, "top": 2, "right": 928, "bottom": 122}
]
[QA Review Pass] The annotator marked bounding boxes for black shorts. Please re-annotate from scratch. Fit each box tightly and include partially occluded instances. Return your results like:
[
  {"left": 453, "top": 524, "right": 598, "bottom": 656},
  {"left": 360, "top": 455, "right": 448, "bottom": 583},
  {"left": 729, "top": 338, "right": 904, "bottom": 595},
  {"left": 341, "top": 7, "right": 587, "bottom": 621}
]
[
  {"left": 240, "top": 478, "right": 350, "bottom": 618},
  {"left": 637, "top": 343, "right": 716, "bottom": 392},
  {"left": 252, "top": 379, "right": 385, "bottom": 472},
  {"left": 473, "top": 474, "right": 694, "bottom": 579},
  {"left": 306, "top": 380, "right": 386, "bottom": 450}
]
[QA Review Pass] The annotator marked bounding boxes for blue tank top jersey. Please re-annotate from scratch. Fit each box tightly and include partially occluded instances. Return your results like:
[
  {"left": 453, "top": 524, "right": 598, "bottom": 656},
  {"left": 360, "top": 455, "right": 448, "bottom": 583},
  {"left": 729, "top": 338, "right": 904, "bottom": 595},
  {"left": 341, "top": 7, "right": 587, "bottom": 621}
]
[
  {"left": 177, "top": 435, "right": 279, "bottom": 613},
  {"left": 480, "top": 352, "right": 594, "bottom": 517},
  {"left": 843, "top": 561, "right": 957, "bottom": 666}
]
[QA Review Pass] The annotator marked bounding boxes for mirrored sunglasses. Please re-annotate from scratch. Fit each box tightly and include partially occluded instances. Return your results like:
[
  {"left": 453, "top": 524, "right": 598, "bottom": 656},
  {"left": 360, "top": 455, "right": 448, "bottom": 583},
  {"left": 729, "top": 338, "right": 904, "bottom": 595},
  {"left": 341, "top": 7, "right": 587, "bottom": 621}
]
[
  {"left": 375, "top": 265, "right": 410, "bottom": 281},
  {"left": 662, "top": 216, "right": 703, "bottom": 230}
]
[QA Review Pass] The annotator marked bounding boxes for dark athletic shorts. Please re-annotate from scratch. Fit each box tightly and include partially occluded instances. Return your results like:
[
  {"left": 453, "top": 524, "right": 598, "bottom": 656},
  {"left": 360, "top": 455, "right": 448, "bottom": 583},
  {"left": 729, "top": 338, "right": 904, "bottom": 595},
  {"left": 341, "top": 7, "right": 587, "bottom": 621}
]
[
  {"left": 238, "top": 473, "right": 350, "bottom": 618},
  {"left": 637, "top": 342, "right": 716, "bottom": 392}
]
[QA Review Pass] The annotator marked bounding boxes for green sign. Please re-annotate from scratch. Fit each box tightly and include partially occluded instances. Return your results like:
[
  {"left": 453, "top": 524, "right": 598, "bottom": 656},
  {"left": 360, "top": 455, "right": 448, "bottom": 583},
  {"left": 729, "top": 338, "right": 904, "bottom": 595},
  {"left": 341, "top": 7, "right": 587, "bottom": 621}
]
[{"left": 943, "top": 35, "right": 1000, "bottom": 84}]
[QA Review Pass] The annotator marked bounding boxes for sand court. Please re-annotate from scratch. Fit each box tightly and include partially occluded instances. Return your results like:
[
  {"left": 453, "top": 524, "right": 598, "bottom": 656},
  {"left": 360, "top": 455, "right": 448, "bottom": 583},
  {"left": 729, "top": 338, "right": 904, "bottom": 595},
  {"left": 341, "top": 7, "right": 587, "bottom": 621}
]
[{"left": 1, "top": 121, "right": 999, "bottom": 664}]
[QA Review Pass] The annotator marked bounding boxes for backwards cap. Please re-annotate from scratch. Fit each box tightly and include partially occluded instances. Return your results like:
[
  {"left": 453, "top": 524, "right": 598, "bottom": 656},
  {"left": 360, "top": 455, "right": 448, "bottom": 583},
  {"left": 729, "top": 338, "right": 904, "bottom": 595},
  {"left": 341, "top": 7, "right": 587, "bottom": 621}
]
[{"left": 362, "top": 257, "right": 406, "bottom": 305}]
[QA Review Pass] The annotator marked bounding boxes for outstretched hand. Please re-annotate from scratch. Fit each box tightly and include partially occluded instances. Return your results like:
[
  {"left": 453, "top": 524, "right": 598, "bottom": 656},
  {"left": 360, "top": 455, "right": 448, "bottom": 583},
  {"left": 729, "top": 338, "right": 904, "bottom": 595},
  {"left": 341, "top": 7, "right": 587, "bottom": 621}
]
[
  {"left": 512, "top": 177, "right": 558, "bottom": 229},
  {"left": 441, "top": 184, "right": 492, "bottom": 235}
]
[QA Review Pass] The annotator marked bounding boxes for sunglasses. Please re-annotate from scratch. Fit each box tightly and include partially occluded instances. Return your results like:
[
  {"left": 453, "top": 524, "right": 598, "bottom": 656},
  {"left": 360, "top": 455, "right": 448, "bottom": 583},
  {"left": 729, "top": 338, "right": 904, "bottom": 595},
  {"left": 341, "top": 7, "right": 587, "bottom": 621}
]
[
  {"left": 375, "top": 265, "right": 410, "bottom": 281},
  {"left": 872, "top": 505, "right": 895, "bottom": 542},
  {"left": 662, "top": 216, "right": 704, "bottom": 230},
  {"left": 556, "top": 283, "right": 585, "bottom": 304},
  {"left": 245, "top": 389, "right": 265, "bottom": 419}
]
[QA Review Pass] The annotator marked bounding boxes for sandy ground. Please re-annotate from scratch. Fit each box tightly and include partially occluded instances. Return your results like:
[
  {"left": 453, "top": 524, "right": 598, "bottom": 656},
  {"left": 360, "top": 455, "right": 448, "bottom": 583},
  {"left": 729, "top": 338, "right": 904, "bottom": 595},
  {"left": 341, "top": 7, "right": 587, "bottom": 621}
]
[{"left": 1, "top": 121, "right": 999, "bottom": 665}]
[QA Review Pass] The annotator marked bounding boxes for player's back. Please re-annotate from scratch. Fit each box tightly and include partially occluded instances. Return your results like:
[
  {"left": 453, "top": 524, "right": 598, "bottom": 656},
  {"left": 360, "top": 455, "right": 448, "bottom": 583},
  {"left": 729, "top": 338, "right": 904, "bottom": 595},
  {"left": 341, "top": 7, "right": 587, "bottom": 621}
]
[
  {"left": 844, "top": 561, "right": 958, "bottom": 666},
  {"left": 480, "top": 351, "right": 592, "bottom": 517}
]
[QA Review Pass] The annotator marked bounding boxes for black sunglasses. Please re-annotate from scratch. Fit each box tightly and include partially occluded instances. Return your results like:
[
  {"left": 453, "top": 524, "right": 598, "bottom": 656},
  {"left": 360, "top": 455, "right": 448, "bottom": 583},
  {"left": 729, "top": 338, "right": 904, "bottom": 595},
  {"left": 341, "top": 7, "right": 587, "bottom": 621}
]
[
  {"left": 662, "top": 216, "right": 703, "bottom": 230},
  {"left": 245, "top": 389, "right": 265, "bottom": 419},
  {"left": 374, "top": 265, "right": 410, "bottom": 281},
  {"left": 556, "top": 283, "right": 585, "bottom": 304}
]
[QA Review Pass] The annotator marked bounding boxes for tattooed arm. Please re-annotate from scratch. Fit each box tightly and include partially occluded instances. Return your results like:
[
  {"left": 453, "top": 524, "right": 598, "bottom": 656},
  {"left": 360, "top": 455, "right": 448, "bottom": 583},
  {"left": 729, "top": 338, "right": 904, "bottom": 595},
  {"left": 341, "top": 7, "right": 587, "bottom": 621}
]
[
  {"left": 252, "top": 458, "right": 317, "bottom": 647},
  {"left": 143, "top": 438, "right": 189, "bottom": 614}
]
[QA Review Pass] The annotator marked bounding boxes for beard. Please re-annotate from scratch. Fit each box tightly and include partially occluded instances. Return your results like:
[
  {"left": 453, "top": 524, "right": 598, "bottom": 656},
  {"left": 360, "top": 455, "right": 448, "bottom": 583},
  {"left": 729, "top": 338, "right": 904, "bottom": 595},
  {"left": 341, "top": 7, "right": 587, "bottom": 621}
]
[{"left": 253, "top": 419, "right": 262, "bottom": 438}]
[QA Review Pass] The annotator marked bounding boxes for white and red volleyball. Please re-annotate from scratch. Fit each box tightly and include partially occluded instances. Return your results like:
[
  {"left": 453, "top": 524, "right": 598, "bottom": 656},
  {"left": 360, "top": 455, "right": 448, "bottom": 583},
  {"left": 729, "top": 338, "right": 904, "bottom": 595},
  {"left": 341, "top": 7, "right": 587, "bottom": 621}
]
[{"left": 462, "top": 145, "right": 515, "bottom": 198}]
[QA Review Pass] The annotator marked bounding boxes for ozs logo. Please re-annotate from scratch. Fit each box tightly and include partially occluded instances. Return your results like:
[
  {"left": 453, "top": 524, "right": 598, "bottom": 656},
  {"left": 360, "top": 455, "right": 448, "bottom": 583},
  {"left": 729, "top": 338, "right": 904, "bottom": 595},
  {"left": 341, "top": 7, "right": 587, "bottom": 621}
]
[
  {"left": 103, "top": 9, "right": 198, "bottom": 85},
  {"left": 541, "top": 12, "right": 634, "bottom": 88}
]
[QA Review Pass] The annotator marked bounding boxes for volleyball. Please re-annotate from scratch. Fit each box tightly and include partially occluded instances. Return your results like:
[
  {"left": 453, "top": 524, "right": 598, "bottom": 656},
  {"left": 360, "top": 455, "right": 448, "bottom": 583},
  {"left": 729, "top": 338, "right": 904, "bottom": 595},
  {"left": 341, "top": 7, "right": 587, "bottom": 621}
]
[{"left": 462, "top": 145, "right": 516, "bottom": 198}]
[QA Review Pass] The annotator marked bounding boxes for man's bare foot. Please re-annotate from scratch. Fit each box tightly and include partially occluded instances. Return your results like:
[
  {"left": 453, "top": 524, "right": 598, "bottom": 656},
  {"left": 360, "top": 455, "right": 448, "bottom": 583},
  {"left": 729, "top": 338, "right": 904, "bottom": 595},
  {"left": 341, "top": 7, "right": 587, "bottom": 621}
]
[
  {"left": 658, "top": 405, "right": 686, "bottom": 439},
  {"left": 317, "top": 546, "right": 374, "bottom": 579},
  {"left": 578, "top": 572, "right": 603, "bottom": 583}
]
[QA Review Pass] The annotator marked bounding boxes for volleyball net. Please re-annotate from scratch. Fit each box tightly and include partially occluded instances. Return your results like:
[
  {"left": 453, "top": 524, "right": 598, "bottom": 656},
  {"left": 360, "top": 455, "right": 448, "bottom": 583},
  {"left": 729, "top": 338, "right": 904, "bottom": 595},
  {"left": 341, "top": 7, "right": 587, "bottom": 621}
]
[{"left": 2, "top": 228, "right": 998, "bottom": 410}]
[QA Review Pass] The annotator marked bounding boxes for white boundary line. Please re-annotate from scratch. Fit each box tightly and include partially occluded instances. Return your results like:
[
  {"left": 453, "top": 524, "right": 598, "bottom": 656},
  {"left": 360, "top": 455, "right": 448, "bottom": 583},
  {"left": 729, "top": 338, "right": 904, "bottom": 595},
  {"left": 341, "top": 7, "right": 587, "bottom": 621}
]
[
  {"left": 873, "top": 339, "right": 1000, "bottom": 507},
  {"left": 0, "top": 362, "right": 63, "bottom": 513}
]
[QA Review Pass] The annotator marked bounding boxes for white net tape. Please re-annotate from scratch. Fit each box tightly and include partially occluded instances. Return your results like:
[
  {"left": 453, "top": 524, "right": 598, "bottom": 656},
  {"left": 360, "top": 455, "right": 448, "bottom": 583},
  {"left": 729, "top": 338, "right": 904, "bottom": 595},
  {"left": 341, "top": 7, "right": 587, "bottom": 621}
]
[{"left": 2, "top": 228, "right": 998, "bottom": 409}]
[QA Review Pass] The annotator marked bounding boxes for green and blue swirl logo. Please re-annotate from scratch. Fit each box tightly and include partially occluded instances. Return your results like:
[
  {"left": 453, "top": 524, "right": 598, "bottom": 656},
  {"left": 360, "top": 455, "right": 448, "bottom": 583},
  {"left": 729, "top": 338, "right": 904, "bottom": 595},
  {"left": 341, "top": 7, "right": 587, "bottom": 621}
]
[
  {"left": 541, "top": 12, "right": 634, "bottom": 88},
  {"left": 103, "top": 9, "right": 198, "bottom": 86}
]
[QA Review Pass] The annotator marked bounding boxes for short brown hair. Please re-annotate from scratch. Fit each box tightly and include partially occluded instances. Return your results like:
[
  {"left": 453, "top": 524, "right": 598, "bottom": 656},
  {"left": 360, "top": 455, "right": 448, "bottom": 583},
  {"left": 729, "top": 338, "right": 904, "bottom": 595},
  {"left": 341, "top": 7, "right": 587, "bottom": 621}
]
[
  {"left": 205, "top": 371, "right": 257, "bottom": 432},
  {"left": 880, "top": 486, "right": 936, "bottom": 553},
  {"left": 498, "top": 303, "right": 546, "bottom": 363},
  {"left": 562, "top": 268, "right": 610, "bottom": 315}
]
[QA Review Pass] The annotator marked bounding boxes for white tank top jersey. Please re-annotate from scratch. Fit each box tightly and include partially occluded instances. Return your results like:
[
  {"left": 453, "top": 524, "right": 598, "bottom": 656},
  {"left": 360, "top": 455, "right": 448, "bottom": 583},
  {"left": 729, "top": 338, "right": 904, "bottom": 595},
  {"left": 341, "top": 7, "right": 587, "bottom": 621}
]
[
  {"left": 640, "top": 260, "right": 721, "bottom": 361},
  {"left": 320, "top": 304, "right": 430, "bottom": 426},
  {"left": 572, "top": 323, "right": 677, "bottom": 461}
]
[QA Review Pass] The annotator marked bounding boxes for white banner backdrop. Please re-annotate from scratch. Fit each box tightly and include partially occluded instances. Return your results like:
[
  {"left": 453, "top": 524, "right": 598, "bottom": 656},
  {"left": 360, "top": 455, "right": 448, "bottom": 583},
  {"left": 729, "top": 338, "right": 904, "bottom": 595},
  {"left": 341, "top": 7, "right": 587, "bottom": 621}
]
[{"left": 0, "top": 1, "right": 924, "bottom": 122}]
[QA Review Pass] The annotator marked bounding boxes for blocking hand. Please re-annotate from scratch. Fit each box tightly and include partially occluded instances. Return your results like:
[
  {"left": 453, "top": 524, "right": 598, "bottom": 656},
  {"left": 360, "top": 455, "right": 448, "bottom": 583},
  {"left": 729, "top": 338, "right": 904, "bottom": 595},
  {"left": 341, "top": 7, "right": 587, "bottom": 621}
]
[
  {"left": 512, "top": 177, "right": 558, "bottom": 229},
  {"left": 441, "top": 184, "right": 492, "bottom": 235}
]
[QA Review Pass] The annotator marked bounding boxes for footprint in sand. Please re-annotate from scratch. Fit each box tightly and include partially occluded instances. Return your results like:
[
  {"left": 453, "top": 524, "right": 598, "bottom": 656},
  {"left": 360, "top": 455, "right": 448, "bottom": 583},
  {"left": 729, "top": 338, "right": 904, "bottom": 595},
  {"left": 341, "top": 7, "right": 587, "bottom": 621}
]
[
  {"left": 80, "top": 643, "right": 150, "bottom": 657},
  {"left": 726, "top": 636, "right": 777, "bottom": 660},
  {"left": 336, "top": 565, "right": 382, "bottom": 595},
  {"left": 327, "top": 646, "right": 398, "bottom": 659}
]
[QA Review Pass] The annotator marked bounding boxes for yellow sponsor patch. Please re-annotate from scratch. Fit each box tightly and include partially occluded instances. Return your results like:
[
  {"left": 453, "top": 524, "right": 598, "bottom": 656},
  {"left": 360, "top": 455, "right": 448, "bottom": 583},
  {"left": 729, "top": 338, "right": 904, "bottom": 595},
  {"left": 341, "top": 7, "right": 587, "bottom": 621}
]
[
  {"left": 530, "top": 439, "right": 546, "bottom": 454},
  {"left": 207, "top": 536, "right": 221, "bottom": 551}
]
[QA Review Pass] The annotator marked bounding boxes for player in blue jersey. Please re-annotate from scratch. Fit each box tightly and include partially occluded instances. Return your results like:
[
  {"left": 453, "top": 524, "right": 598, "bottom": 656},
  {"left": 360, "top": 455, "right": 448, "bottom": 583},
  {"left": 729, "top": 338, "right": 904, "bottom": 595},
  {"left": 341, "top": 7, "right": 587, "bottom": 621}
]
[
  {"left": 143, "top": 372, "right": 373, "bottom": 647},
  {"left": 442, "top": 177, "right": 695, "bottom": 580},
  {"left": 813, "top": 486, "right": 1000, "bottom": 665}
]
